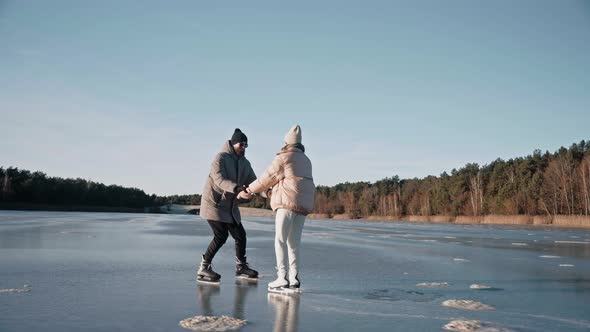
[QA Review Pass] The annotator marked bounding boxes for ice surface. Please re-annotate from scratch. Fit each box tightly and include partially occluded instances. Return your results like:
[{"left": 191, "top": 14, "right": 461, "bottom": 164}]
[{"left": 1, "top": 211, "right": 590, "bottom": 331}]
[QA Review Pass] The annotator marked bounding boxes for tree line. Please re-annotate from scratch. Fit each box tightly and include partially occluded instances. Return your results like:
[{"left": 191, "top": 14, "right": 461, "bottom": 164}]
[
  {"left": 3, "top": 140, "right": 589, "bottom": 217},
  {"left": 313, "top": 140, "right": 590, "bottom": 218},
  {"left": 0, "top": 168, "right": 201, "bottom": 209},
  {"left": 161, "top": 194, "right": 202, "bottom": 206}
]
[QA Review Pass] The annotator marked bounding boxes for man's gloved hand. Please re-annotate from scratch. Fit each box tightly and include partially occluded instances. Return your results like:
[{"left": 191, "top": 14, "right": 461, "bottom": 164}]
[{"left": 237, "top": 191, "right": 252, "bottom": 200}]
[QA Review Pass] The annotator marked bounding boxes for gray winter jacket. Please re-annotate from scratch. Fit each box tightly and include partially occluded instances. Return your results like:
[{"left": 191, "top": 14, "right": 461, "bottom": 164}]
[{"left": 200, "top": 141, "right": 257, "bottom": 224}]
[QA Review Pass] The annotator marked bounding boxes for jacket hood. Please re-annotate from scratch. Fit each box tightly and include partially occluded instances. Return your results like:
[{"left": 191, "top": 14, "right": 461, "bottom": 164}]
[{"left": 222, "top": 140, "right": 245, "bottom": 158}]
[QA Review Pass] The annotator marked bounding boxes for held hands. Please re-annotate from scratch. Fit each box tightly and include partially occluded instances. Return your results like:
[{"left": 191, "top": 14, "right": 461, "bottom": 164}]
[{"left": 237, "top": 190, "right": 252, "bottom": 200}]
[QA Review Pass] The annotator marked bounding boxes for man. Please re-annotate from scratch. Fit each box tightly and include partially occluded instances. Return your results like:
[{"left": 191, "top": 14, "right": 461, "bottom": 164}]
[{"left": 197, "top": 128, "right": 259, "bottom": 283}]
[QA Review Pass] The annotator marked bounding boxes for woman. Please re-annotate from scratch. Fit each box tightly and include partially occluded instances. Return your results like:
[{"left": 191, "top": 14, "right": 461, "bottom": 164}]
[{"left": 245, "top": 125, "right": 315, "bottom": 290}]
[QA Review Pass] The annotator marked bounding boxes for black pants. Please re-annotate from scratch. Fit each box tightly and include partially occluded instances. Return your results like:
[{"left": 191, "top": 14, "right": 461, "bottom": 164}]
[{"left": 204, "top": 220, "right": 247, "bottom": 263}]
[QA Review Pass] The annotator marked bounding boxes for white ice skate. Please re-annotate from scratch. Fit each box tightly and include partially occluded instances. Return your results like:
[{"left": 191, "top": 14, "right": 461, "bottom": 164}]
[{"left": 268, "top": 274, "right": 301, "bottom": 295}]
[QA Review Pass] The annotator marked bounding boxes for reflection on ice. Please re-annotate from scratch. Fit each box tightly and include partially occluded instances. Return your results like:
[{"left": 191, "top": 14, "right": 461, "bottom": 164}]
[
  {"left": 196, "top": 284, "right": 220, "bottom": 317},
  {"left": 196, "top": 281, "right": 257, "bottom": 320},
  {"left": 268, "top": 293, "right": 300, "bottom": 332}
]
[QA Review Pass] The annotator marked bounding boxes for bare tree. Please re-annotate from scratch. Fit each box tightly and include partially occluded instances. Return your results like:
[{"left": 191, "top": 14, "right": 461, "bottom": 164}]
[
  {"left": 420, "top": 190, "right": 431, "bottom": 216},
  {"left": 469, "top": 172, "right": 483, "bottom": 216},
  {"left": 580, "top": 155, "right": 590, "bottom": 216},
  {"left": 343, "top": 191, "right": 355, "bottom": 215},
  {"left": 557, "top": 155, "right": 575, "bottom": 215}
]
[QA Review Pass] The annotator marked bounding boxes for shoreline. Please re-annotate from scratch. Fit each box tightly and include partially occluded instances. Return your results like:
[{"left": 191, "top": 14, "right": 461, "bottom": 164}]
[
  {"left": 0, "top": 202, "right": 149, "bottom": 214},
  {"left": 2, "top": 203, "right": 589, "bottom": 229},
  {"left": 305, "top": 213, "right": 590, "bottom": 229}
]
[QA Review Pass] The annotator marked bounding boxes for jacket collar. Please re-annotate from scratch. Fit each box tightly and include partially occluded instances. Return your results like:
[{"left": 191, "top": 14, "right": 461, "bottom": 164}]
[
  {"left": 277, "top": 145, "right": 304, "bottom": 155},
  {"left": 222, "top": 140, "right": 245, "bottom": 159}
]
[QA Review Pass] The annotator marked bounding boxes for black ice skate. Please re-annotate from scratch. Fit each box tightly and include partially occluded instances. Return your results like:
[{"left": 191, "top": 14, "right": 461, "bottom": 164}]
[
  {"left": 235, "top": 257, "right": 258, "bottom": 281},
  {"left": 197, "top": 255, "right": 221, "bottom": 285}
]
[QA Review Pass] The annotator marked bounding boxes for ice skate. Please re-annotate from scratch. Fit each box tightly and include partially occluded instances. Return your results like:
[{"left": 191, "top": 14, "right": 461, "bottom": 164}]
[
  {"left": 268, "top": 270, "right": 299, "bottom": 294},
  {"left": 289, "top": 272, "right": 300, "bottom": 289},
  {"left": 235, "top": 256, "right": 258, "bottom": 281},
  {"left": 197, "top": 255, "right": 221, "bottom": 285}
]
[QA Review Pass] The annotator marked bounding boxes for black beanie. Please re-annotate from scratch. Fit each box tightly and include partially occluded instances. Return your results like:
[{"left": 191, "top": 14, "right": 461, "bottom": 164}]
[{"left": 230, "top": 128, "right": 248, "bottom": 145}]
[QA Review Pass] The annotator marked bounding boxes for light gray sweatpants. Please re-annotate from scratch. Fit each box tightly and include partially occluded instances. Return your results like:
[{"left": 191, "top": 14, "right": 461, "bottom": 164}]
[{"left": 274, "top": 209, "right": 306, "bottom": 279}]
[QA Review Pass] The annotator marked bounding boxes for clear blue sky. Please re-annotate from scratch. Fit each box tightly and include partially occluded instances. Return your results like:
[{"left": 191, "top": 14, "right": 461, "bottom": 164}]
[{"left": 1, "top": 1, "right": 589, "bottom": 195}]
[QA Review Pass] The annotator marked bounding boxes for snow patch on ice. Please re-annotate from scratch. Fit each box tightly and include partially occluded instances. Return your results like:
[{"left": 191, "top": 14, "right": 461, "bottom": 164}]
[
  {"left": 443, "top": 320, "right": 512, "bottom": 332},
  {"left": 511, "top": 243, "right": 527, "bottom": 246},
  {"left": 453, "top": 258, "right": 470, "bottom": 262},
  {"left": 179, "top": 316, "right": 246, "bottom": 331},
  {"left": 559, "top": 264, "right": 575, "bottom": 267},
  {"left": 0, "top": 287, "right": 31, "bottom": 293},
  {"left": 442, "top": 300, "right": 495, "bottom": 311},
  {"left": 308, "top": 232, "right": 334, "bottom": 239},
  {"left": 539, "top": 255, "right": 560, "bottom": 259},
  {"left": 416, "top": 282, "right": 449, "bottom": 287},
  {"left": 470, "top": 284, "right": 493, "bottom": 290}
]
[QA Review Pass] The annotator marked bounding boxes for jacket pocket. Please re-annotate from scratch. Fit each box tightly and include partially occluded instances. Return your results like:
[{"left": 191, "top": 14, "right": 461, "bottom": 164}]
[
  {"left": 204, "top": 186, "right": 223, "bottom": 207},
  {"left": 213, "top": 190, "right": 223, "bottom": 206}
]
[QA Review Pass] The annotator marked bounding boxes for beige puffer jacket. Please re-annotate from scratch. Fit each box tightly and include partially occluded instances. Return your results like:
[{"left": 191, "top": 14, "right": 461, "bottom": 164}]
[{"left": 247, "top": 146, "right": 315, "bottom": 215}]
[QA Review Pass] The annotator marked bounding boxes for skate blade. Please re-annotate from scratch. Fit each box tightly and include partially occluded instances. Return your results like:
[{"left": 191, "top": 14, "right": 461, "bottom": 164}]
[
  {"left": 268, "top": 286, "right": 301, "bottom": 295},
  {"left": 196, "top": 277, "right": 220, "bottom": 285},
  {"left": 236, "top": 275, "right": 258, "bottom": 282}
]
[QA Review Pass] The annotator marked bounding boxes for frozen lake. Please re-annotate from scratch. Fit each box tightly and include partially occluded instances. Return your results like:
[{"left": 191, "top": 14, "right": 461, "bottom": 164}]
[{"left": 1, "top": 211, "right": 590, "bottom": 331}]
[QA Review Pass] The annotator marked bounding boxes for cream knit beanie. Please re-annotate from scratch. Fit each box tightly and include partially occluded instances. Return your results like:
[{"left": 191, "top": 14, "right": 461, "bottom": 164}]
[{"left": 284, "top": 125, "right": 302, "bottom": 144}]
